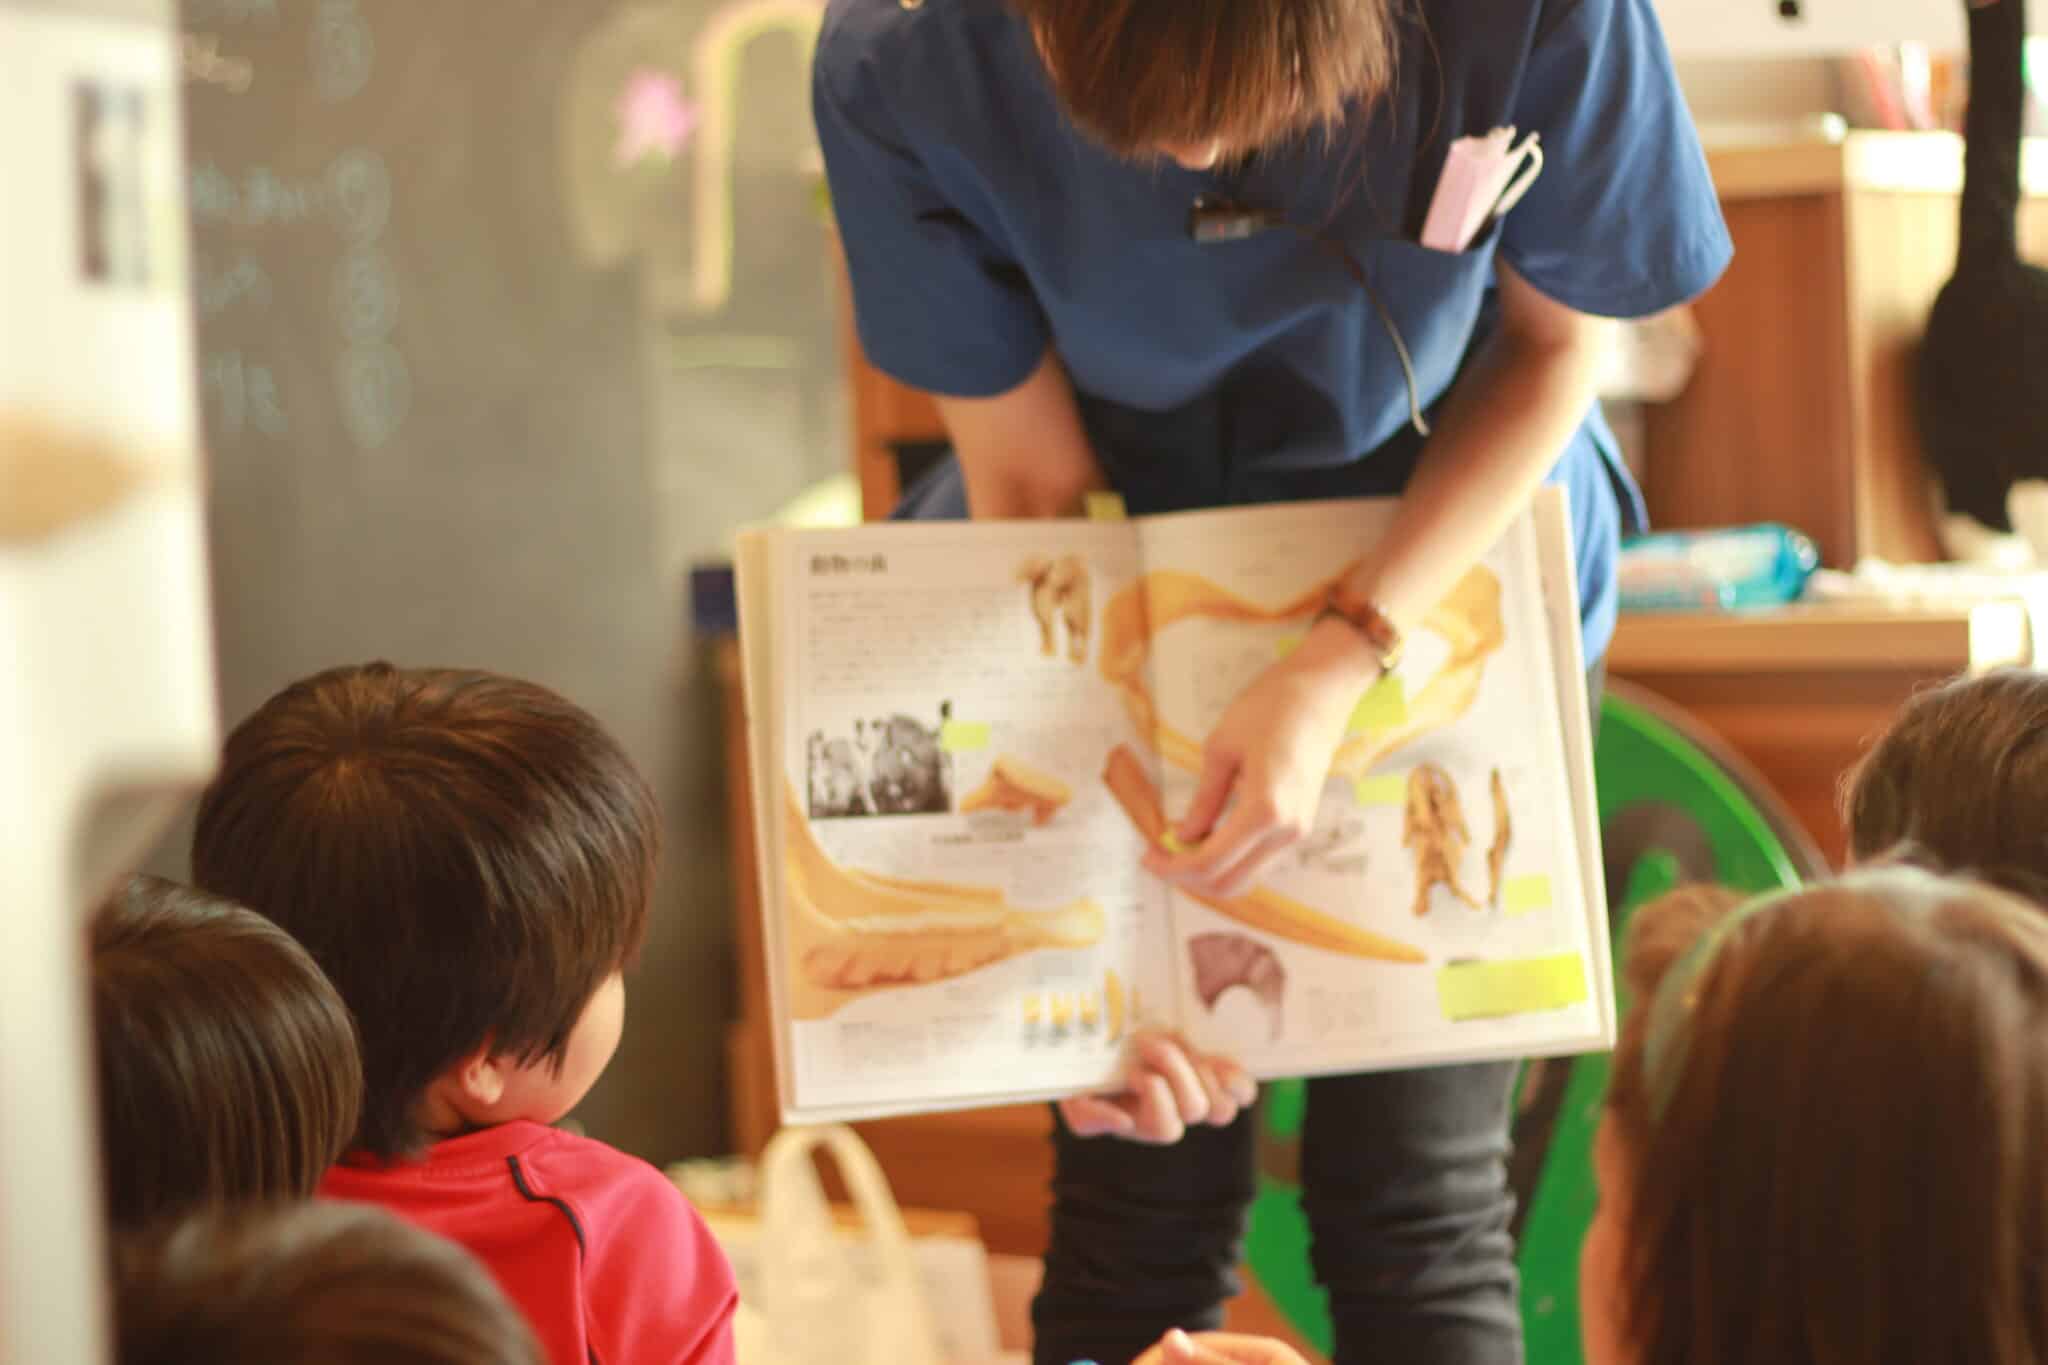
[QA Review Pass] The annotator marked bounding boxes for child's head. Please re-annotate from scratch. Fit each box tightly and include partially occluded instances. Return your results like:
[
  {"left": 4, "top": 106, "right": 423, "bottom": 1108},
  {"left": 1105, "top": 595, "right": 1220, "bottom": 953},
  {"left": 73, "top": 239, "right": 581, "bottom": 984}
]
[
  {"left": 1842, "top": 667, "right": 2048, "bottom": 901},
  {"left": 190, "top": 662, "right": 660, "bottom": 1158},
  {"left": 1582, "top": 868, "right": 2048, "bottom": 1365},
  {"left": 90, "top": 875, "right": 361, "bottom": 1227},
  {"left": 114, "top": 1202, "right": 543, "bottom": 1364},
  {"left": 1014, "top": 0, "right": 1395, "bottom": 165}
]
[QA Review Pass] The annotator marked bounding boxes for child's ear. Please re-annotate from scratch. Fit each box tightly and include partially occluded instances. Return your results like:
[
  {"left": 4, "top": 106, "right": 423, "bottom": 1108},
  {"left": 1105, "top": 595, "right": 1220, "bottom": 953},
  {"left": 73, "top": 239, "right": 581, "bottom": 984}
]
[{"left": 454, "top": 1048, "right": 510, "bottom": 1108}]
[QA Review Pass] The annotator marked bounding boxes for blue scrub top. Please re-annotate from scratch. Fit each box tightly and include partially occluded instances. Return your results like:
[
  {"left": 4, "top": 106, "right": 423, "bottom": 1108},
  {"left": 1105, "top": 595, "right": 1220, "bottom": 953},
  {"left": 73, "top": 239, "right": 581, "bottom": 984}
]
[{"left": 814, "top": 0, "right": 1732, "bottom": 660}]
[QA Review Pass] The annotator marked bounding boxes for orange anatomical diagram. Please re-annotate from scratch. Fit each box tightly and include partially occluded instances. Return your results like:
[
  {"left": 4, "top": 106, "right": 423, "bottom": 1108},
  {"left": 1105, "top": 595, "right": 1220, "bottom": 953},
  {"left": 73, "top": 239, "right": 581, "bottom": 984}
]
[
  {"left": 1018, "top": 554, "right": 1092, "bottom": 664},
  {"left": 1403, "top": 764, "right": 1481, "bottom": 917},
  {"left": 1098, "top": 561, "right": 1506, "bottom": 778},
  {"left": 1487, "top": 769, "right": 1512, "bottom": 908},
  {"left": 958, "top": 756, "right": 1072, "bottom": 825},
  {"left": 1101, "top": 746, "right": 1425, "bottom": 964},
  {"left": 781, "top": 783, "right": 1105, "bottom": 1020},
  {"left": 1402, "top": 764, "right": 1515, "bottom": 917}
]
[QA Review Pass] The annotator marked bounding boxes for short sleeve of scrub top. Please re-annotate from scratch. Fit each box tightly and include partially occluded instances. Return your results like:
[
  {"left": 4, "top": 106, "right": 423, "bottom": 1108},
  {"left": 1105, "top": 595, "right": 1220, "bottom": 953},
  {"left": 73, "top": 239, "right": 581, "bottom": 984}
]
[
  {"left": 812, "top": 15, "right": 1048, "bottom": 397},
  {"left": 1497, "top": 0, "right": 1731, "bottom": 318}
]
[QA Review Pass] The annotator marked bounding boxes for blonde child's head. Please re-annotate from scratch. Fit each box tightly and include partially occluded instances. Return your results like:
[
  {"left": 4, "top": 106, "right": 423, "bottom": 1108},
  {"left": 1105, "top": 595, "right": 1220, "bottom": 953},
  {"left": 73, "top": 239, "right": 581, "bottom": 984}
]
[{"left": 1583, "top": 867, "right": 2048, "bottom": 1365}]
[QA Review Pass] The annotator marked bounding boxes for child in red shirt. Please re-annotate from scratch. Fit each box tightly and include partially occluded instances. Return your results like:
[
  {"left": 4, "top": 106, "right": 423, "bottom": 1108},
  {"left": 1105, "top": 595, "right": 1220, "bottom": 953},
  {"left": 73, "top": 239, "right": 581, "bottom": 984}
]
[{"left": 192, "top": 662, "right": 737, "bottom": 1365}]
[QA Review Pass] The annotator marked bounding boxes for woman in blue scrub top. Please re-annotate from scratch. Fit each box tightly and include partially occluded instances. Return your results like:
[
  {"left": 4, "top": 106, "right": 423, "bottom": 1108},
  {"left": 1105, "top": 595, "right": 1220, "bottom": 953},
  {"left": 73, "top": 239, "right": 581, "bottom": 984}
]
[{"left": 815, "top": 0, "right": 1730, "bottom": 1360}]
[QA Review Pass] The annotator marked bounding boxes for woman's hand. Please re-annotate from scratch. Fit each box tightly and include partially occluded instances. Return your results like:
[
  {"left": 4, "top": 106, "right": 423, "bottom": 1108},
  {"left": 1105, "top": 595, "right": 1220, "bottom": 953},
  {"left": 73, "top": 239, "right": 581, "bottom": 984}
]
[
  {"left": 1058, "top": 1032, "right": 1256, "bottom": 1143},
  {"left": 1134, "top": 1328, "right": 1314, "bottom": 1365},
  {"left": 1145, "top": 617, "right": 1380, "bottom": 898}
]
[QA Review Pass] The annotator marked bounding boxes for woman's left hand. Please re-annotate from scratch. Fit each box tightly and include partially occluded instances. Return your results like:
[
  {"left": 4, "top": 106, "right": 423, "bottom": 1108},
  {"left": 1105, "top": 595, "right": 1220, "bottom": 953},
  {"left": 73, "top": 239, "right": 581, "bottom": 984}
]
[{"left": 1145, "top": 617, "right": 1380, "bottom": 897}]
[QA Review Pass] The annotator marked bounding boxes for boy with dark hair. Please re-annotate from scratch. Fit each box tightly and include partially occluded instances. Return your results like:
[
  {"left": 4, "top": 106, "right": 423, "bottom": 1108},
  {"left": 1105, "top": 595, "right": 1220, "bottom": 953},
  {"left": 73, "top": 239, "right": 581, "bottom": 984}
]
[
  {"left": 91, "top": 875, "right": 363, "bottom": 1227},
  {"left": 192, "top": 662, "right": 736, "bottom": 1365}
]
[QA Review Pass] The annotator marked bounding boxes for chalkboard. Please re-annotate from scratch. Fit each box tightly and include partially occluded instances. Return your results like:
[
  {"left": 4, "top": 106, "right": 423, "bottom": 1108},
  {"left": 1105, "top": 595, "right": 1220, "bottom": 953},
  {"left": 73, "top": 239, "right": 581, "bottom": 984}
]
[{"left": 177, "top": 0, "right": 841, "bottom": 1160}]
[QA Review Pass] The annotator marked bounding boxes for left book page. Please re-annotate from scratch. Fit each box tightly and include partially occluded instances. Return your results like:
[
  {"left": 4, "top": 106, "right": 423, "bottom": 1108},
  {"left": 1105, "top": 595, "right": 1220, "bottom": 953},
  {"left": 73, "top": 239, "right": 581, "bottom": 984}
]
[{"left": 737, "top": 522, "right": 1176, "bottom": 1123}]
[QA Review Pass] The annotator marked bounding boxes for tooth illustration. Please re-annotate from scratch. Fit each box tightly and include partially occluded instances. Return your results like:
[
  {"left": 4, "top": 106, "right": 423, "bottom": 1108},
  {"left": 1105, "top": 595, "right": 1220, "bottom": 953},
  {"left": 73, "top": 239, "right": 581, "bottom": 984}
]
[
  {"left": 1048, "top": 554, "right": 1091, "bottom": 664},
  {"left": 1187, "top": 932, "right": 1286, "bottom": 1041},
  {"left": 1017, "top": 555, "right": 1061, "bottom": 656},
  {"left": 1486, "top": 768, "right": 1511, "bottom": 909},
  {"left": 1079, "top": 992, "right": 1101, "bottom": 1031},
  {"left": 782, "top": 783, "right": 1105, "bottom": 1019},
  {"left": 1101, "top": 746, "right": 1425, "bottom": 964},
  {"left": 959, "top": 756, "right": 1073, "bottom": 826},
  {"left": 1105, "top": 969, "right": 1127, "bottom": 1042},
  {"left": 1050, "top": 994, "right": 1074, "bottom": 1034},
  {"left": 1404, "top": 764, "right": 1482, "bottom": 918}
]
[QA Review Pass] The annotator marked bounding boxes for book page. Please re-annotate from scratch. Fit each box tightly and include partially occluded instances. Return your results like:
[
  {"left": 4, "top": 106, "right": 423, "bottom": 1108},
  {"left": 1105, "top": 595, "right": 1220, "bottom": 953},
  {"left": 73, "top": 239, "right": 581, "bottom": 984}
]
[
  {"left": 1125, "top": 494, "right": 1606, "bottom": 1078},
  {"left": 767, "top": 521, "right": 1178, "bottom": 1118}
]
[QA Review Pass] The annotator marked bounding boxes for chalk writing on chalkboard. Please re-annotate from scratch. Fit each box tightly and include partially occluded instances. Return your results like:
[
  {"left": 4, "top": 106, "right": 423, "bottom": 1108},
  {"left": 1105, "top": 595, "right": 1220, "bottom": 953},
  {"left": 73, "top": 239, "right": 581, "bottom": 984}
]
[
  {"left": 338, "top": 339, "right": 409, "bottom": 452},
  {"left": 616, "top": 69, "right": 699, "bottom": 167},
  {"left": 195, "top": 253, "right": 272, "bottom": 319},
  {"left": 333, "top": 250, "right": 397, "bottom": 340},
  {"left": 184, "top": 0, "right": 279, "bottom": 25},
  {"left": 187, "top": 148, "right": 390, "bottom": 241},
  {"left": 203, "top": 350, "right": 289, "bottom": 438},
  {"left": 182, "top": 33, "right": 254, "bottom": 94},
  {"left": 689, "top": 0, "right": 824, "bottom": 315},
  {"left": 311, "top": 0, "right": 373, "bottom": 104},
  {"left": 561, "top": 0, "right": 824, "bottom": 318}
]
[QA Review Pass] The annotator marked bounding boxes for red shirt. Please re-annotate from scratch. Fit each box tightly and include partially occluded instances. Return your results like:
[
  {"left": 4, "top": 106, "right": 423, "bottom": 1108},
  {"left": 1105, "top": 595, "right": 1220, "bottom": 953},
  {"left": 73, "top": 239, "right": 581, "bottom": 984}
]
[{"left": 321, "top": 1121, "right": 737, "bottom": 1365}]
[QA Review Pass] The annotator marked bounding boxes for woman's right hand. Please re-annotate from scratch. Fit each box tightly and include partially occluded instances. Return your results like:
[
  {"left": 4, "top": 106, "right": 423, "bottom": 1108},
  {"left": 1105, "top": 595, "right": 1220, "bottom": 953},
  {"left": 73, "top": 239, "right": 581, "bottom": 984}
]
[
  {"left": 1134, "top": 1328, "right": 1313, "bottom": 1365},
  {"left": 1057, "top": 1032, "right": 1255, "bottom": 1144}
]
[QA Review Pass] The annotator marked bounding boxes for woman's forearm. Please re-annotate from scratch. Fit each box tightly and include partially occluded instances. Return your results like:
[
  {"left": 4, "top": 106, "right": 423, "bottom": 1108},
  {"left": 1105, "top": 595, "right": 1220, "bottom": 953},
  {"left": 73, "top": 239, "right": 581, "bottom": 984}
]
[
  {"left": 1346, "top": 325, "right": 1611, "bottom": 627},
  {"left": 934, "top": 349, "right": 1108, "bottom": 519},
  {"left": 1304, "top": 265, "right": 1614, "bottom": 681}
]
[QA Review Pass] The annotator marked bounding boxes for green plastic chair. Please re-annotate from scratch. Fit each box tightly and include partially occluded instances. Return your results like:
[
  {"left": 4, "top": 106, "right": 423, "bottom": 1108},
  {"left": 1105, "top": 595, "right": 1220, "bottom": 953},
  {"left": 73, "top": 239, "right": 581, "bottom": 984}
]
[{"left": 1243, "top": 680, "right": 1828, "bottom": 1359}]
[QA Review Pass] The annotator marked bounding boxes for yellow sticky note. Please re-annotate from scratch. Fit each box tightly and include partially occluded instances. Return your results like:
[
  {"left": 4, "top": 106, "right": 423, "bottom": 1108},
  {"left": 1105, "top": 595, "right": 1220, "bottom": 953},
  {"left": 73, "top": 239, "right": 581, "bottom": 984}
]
[
  {"left": 939, "top": 720, "right": 990, "bottom": 752},
  {"left": 1503, "top": 874, "right": 1553, "bottom": 915},
  {"left": 1275, "top": 634, "right": 1304, "bottom": 660},
  {"left": 1346, "top": 675, "right": 1408, "bottom": 735},
  {"left": 1085, "top": 491, "right": 1127, "bottom": 521},
  {"left": 1351, "top": 774, "right": 1407, "bottom": 806},
  {"left": 1436, "top": 954, "right": 1588, "bottom": 1022}
]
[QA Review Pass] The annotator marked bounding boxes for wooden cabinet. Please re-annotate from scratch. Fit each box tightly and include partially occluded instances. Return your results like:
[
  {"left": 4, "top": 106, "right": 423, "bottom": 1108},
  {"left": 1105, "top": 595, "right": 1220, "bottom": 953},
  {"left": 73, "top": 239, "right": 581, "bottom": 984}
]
[{"left": 1645, "top": 134, "right": 2048, "bottom": 568}]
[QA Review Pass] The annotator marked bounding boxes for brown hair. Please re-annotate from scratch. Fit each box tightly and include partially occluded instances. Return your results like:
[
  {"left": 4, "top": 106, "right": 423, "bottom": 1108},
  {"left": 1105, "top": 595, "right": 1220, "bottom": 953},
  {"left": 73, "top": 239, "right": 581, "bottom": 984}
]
[
  {"left": 190, "top": 662, "right": 659, "bottom": 1158},
  {"left": 1842, "top": 667, "right": 2048, "bottom": 902},
  {"left": 114, "top": 1202, "right": 543, "bottom": 1364},
  {"left": 90, "top": 876, "right": 361, "bottom": 1227},
  {"left": 1605, "top": 868, "right": 2048, "bottom": 1364},
  {"left": 1014, "top": 0, "right": 1399, "bottom": 158}
]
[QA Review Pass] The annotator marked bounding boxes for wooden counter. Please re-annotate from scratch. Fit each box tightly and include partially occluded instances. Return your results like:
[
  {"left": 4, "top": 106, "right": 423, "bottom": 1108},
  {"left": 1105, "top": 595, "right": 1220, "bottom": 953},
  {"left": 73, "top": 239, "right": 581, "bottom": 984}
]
[
  {"left": 1647, "top": 132, "right": 2048, "bottom": 569},
  {"left": 1608, "top": 601, "right": 2036, "bottom": 866}
]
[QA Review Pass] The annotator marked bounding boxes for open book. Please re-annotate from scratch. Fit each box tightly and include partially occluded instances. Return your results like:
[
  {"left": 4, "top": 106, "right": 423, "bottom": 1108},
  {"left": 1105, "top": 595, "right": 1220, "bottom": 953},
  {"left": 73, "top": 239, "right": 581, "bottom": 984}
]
[{"left": 736, "top": 489, "right": 1611, "bottom": 1125}]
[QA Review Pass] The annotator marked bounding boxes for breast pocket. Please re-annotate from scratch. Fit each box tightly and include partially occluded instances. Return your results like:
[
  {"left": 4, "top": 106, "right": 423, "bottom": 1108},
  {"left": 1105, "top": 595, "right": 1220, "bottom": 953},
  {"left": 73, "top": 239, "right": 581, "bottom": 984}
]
[{"left": 1353, "top": 218, "right": 1501, "bottom": 407}]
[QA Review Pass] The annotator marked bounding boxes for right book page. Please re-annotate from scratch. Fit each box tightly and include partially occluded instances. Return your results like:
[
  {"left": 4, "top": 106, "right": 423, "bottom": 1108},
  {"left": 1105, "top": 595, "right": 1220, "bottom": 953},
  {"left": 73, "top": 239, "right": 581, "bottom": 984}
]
[{"left": 1124, "top": 489, "right": 1611, "bottom": 1079}]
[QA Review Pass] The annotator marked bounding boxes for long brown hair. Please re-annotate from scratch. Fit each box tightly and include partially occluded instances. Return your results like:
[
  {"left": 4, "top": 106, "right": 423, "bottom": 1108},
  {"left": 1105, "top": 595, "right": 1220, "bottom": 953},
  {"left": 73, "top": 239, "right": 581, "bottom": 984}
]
[
  {"left": 1605, "top": 868, "right": 2048, "bottom": 1364},
  {"left": 114, "top": 1202, "right": 544, "bottom": 1364},
  {"left": 90, "top": 876, "right": 362, "bottom": 1227},
  {"left": 191, "top": 662, "right": 660, "bottom": 1158},
  {"left": 1014, "top": 0, "right": 1399, "bottom": 158},
  {"left": 1842, "top": 667, "right": 2048, "bottom": 902}
]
